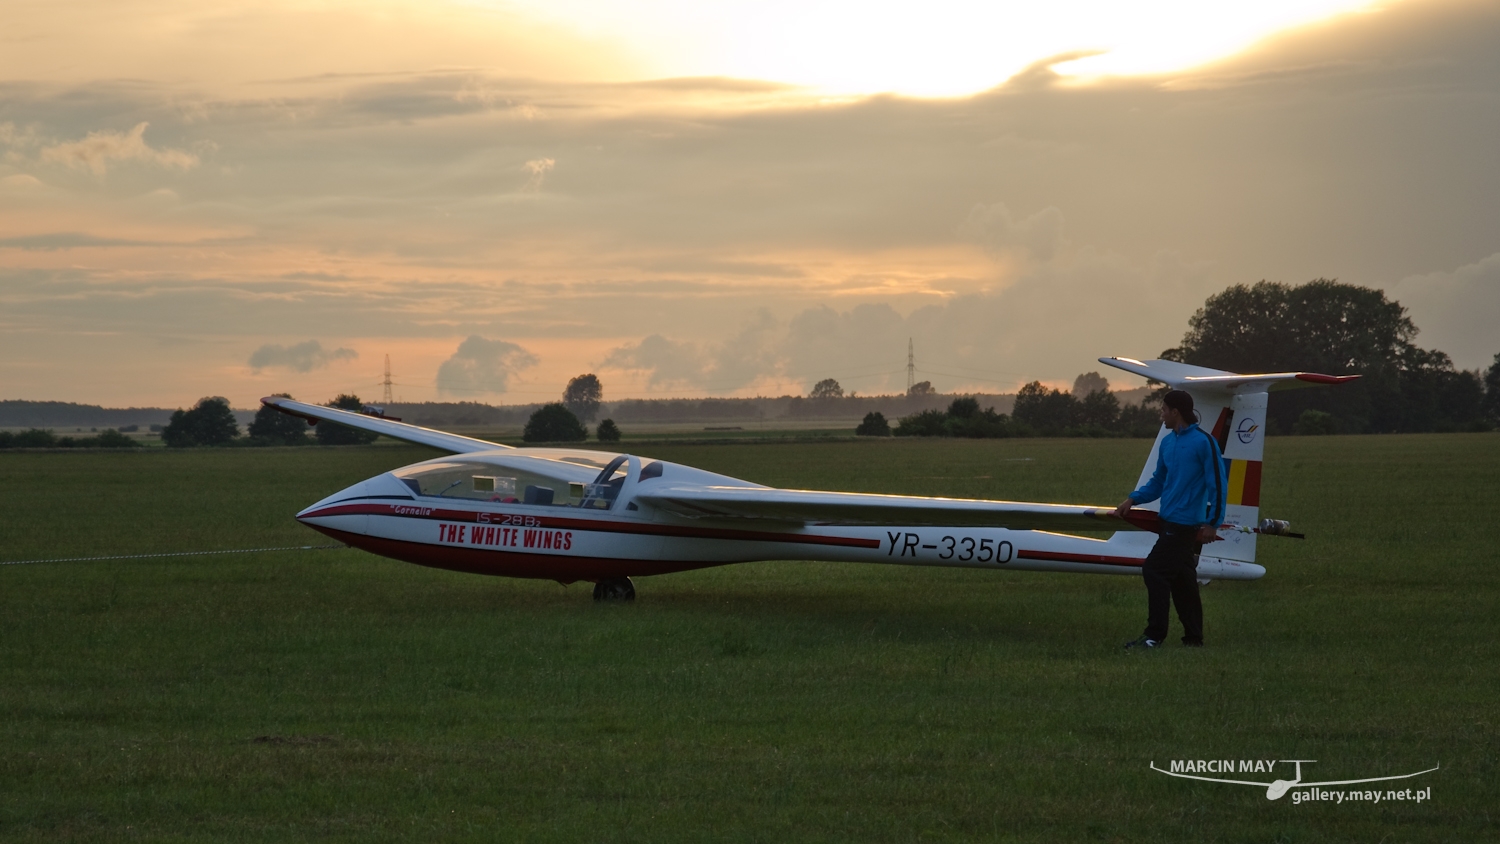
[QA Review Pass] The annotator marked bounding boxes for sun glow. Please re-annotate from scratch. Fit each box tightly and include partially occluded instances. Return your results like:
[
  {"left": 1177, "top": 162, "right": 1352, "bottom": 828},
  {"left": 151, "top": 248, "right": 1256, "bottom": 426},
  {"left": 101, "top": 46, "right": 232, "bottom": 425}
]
[{"left": 508, "top": 0, "right": 1385, "bottom": 97}]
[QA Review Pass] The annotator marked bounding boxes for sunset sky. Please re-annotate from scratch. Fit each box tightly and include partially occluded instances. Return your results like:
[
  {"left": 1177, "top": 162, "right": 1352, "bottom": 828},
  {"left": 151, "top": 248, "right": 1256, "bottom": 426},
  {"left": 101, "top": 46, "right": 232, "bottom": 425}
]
[{"left": 3, "top": 0, "right": 1497, "bottom": 407}]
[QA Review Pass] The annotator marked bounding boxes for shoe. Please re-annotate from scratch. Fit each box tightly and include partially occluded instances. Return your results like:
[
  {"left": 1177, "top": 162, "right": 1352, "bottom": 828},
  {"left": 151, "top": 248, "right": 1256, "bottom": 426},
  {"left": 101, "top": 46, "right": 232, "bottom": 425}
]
[
  {"left": 1182, "top": 639, "right": 1204, "bottom": 647},
  {"left": 1125, "top": 636, "right": 1160, "bottom": 650}
]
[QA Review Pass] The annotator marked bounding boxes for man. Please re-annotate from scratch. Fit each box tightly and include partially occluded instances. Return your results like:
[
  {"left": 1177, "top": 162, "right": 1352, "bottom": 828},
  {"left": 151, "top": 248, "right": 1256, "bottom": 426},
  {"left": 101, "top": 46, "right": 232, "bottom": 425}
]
[{"left": 1113, "top": 390, "right": 1227, "bottom": 649}]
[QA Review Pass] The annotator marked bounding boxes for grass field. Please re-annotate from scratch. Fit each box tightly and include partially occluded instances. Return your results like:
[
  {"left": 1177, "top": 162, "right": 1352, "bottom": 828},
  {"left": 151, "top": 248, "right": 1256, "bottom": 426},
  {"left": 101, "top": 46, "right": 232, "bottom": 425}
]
[{"left": 1, "top": 435, "right": 1496, "bottom": 842}]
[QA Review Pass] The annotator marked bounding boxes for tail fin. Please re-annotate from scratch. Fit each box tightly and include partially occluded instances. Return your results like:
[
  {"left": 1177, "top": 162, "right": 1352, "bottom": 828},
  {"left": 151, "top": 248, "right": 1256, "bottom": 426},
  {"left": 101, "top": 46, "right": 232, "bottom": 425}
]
[{"left": 1100, "top": 356, "right": 1358, "bottom": 563}]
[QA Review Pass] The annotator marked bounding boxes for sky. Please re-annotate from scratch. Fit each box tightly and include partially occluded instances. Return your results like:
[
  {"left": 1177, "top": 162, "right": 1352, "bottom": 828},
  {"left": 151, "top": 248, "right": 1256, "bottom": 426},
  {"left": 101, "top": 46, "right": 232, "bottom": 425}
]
[{"left": 2, "top": 0, "right": 1498, "bottom": 408}]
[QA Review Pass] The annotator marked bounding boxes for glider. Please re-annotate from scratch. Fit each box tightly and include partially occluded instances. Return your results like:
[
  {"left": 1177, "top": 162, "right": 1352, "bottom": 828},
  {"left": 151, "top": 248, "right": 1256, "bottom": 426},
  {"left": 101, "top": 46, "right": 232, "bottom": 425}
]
[{"left": 268, "top": 357, "right": 1355, "bottom": 600}]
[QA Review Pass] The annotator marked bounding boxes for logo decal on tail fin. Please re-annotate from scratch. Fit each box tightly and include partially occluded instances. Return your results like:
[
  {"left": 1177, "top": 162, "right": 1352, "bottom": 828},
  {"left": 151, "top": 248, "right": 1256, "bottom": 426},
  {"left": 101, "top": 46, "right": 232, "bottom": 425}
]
[{"left": 1236, "top": 417, "right": 1260, "bottom": 444}]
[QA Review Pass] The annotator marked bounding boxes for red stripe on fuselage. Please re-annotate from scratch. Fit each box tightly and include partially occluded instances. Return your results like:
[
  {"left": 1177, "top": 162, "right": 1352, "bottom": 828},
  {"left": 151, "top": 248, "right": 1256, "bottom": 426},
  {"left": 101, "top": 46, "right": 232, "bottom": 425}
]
[
  {"left": 1017, "top": 549, "right": 1144, "bottom": 568},
  {"left": 306, "top": 524, "right": 729, "bottom": 582},
  {"left": 299, "top": 501, "right": 881, "bottom": 549}
]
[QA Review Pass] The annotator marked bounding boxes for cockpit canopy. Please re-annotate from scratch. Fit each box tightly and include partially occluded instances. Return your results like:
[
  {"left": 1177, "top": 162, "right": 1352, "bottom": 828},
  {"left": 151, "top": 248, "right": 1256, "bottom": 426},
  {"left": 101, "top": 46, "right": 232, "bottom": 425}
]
[{"left": 390, "top": 448, "right": 658, "bottom": 511}]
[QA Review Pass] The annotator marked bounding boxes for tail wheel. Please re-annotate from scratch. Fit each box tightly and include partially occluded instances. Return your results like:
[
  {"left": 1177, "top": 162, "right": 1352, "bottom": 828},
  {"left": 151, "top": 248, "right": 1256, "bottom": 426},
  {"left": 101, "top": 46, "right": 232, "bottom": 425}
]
[{"left": 592, "top": 577, "right": 635, "bottom": 602}]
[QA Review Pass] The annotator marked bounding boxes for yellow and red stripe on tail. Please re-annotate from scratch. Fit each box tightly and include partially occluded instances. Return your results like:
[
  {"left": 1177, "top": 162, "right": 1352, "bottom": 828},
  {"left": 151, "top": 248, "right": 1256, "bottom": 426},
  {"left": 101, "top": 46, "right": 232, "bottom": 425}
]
[{"left": 1225, "top": 459, "right": 1262, "bottom": 508}]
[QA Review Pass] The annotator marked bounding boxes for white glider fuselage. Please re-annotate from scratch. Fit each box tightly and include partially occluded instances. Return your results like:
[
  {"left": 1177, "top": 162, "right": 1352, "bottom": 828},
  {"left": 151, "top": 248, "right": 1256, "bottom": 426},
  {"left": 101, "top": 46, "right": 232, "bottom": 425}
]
[{"left": 294, "top": 447, "right": 1264, "bottom": 584}]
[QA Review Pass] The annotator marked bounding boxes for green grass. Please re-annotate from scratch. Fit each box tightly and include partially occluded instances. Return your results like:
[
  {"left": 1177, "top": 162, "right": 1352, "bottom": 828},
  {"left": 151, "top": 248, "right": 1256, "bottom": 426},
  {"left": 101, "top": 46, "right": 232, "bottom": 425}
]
[{"left": 1, "top": 436, "right": 1496, "bottom": 842}]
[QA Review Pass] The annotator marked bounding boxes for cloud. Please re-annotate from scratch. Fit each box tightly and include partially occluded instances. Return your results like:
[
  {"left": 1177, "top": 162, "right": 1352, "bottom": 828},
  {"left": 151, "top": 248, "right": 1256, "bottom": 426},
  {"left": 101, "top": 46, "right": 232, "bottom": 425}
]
[
  {"left": 0, "top": 174, "right": 43, "bottom": 190},
  {"left": 247, "top": 340, "right": 358, "bottom": 373},
  {"left": 960, "top": 203, "right": 1067, "bottom": 263},
  {"left": 1390, "top": 251, "right": 1500, "bottom": 370},
  {"left": 601, "top": 334, "right": 705, "bottom": 386},
  {"left": 601, "top": 310, "right": 778, "bottom": 390},
  {"left": 2, "top": 0, "right": 1500, "bottom": 406},
  {"left": 435, "top": 335, "right": 538, "bottom": 395},
  {"left": 783, "top": 303, "right": 909, "bottom": 388},
  {"left": 600, "top": 246, "right": 1214, "bottom": 396},
  {"left": 0, "top": 232, "right": 149, "bottom": 250},
  {"left": 1000, "top": 50, "right": 1108, "bottom": 93},
  {"left": 0, "top": 121, "right": 42, "bottom": 150},
  {"left": 905, "top": 248, "right": 1213, "bottom": 386},
  {"left": 521, "top": 157, "right": 555, "bottom": 192},
  {"left": 39, "top": 122, "right": 198, "bottom": 175}
]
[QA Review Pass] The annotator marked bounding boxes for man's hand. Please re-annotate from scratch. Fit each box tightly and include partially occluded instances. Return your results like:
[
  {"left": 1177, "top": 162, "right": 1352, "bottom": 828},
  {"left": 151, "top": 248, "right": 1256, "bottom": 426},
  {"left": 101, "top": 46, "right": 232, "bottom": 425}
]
[
  {"left": 1113, "top": 498, "right": 1134, "bottom": 519},
  {"left": 1196, "top": 525, "right": 1221, "bottom": 543}
]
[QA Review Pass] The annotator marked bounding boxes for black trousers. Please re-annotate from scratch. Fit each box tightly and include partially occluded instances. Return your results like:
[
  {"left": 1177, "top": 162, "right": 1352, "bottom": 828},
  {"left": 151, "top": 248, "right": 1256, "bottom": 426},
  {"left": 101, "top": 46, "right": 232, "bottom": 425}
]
[{"left": 1142, "top": 523, "right": 1204, "bottom": 645}]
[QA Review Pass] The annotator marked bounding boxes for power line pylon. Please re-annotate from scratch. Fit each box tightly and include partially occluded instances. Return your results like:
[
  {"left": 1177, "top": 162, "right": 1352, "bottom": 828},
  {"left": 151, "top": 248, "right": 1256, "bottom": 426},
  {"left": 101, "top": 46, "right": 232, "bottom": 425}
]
[
  {"left": 906, "top": 338, "right": 915, "bottom": 393},
  {"left": 381, "top": 354, "right": 394, "bottom": 404}
]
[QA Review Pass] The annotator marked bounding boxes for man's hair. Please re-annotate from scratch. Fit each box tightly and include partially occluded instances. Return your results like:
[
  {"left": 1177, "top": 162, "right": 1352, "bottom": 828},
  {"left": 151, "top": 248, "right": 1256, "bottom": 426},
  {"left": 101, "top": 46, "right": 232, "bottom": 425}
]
[{"left": 1162, "top": 390, "right": 1198, "bottom": 423}]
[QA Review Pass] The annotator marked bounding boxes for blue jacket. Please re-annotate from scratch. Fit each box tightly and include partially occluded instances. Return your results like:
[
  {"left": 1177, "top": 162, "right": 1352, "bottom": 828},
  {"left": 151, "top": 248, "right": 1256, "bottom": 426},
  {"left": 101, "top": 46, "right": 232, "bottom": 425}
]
[{"left": 1130, "top": 422, "right": 1227, "bottom": 527}]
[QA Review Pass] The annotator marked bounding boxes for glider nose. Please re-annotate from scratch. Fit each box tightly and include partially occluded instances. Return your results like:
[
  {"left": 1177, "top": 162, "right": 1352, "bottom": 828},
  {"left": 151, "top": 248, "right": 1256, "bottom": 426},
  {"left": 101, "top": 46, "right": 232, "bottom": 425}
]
[
  {"left": 296, "top": 482, "right": 365, "bottom": 523},
  {"left": 294, "top": 474, "right": 397, "bottom": 533}
]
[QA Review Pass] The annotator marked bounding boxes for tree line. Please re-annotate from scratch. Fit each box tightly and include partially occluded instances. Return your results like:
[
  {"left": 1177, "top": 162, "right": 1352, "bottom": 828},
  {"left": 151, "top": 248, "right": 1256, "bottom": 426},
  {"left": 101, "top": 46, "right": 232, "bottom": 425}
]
[
  {"left": 871, "top": 279, "right": 1499, "bottom": 439},
  {"left": 856, "top": 378, "right": 1162, "bottom": 439},
  {"left": 1166, "top": 279, "right": 1497, "bottom": 434},
  {"left": 149, "top": 375, "right": 625, "bottom": 447},
  {"left": 21, "top": 278, "right": 1488, "bottom": 449},
  {"left": 0, "top": 428, "right": 141, "bottom": 449}
]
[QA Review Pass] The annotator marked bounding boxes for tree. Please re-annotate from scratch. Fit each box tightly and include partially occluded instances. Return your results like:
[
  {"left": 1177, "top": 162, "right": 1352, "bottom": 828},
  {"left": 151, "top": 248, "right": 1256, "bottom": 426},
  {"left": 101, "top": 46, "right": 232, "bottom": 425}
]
[
  {"left": 1116, "top": 400, "right": 1163, "bottom": 438},
  {"left": 596, "top": 418, "right": 622, "bottom": 443},
  {"left": 1173, "top": 279, "right": 1488, "bottom": 432},
  {"left": 162, "top": 397, "right": 239, "bottom": 447},
  {"left": 1385, "top": 347, "right": 1486, "bottom": 432},
  {"left": 1180, "top": 280, "right": 1415, "bottom": 374},
  {"left": 1, "top": 428, "right": 138, "bottom": 449},
  {"left": 947, "top": 397, "right": 980, "bottom": 419},
  {"left": 809, "top": 378, "right": 844, "bottom": 399},
  {"left": 1176, "top": 280, "right": 1407, "bottom": 432},
  {"left": 946, "top": 405, "right": 1020, "bottom": 439},
  {"left": 1012, "top": 382, "right": 1079, "bottom": 435},
  {"left": 563, "top": 374, "right": 603, "bottom": 422},
  {"left": 907, "top": 380, "right": 935, "bottom": 396},
  {"left": 1485, "top": 353, "right": 1500, "bottom": 425},
  {"left": 892, "top": 400, "right": 1022, "bottom": 439},
  {"left": 316, "top": 394, "right": 379, "bottom": 445},
  {"left": 893, "top": 409, "right": 948, "bottom": 437},
  {"left": 1078, "top": 389, "right": 1120, "bottom": 429},
  {"left": 1293, "top": 409, "right": 1337, "bottom": 435},
  {"left": 0, "top": 429, "right": 49, "bottom": 448},
  {"left": 90, "top": 429, "right": 139, "bottom": 448},
  {"left": 1071, "top": 371, "right": 1110, "bottom": 397},
  {"left": 855, "top": 411, "right": 891, "bottom": 436},
  {"left": 524, "top": 403, "right": 588, "bottom": 442},
  {"left": 247, "top": 393, "right": 310, "bottom": 445}
]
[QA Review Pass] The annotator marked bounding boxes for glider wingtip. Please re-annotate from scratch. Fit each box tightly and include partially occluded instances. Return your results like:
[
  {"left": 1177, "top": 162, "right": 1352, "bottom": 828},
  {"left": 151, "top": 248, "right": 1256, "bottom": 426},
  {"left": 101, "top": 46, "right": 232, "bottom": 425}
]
[{"left": 1294, "top": 372, "right": 1361, "bottom": 385}]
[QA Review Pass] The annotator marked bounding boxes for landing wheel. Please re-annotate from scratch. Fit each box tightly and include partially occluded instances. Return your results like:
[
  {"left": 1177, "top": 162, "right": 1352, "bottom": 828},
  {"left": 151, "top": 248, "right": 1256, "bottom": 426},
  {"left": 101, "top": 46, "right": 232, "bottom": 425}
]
[{"left": 593, "top": 577, "right": 636, "bottom": 602}]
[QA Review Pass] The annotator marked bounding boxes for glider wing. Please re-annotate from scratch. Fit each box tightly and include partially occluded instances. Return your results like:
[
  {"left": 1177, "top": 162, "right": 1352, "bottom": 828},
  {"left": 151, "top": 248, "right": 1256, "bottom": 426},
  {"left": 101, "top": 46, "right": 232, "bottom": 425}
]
[
  {"left": 261, "top": 396, "right": 506, "bottom": 454},
  {"left": 634, "top": 484, "right": 1143, "bottom": 531}
]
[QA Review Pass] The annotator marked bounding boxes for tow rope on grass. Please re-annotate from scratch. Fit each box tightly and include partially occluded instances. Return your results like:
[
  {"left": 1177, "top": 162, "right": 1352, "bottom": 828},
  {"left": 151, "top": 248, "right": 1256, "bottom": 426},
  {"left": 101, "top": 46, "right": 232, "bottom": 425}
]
[{"left": 0, "top": 544, "right": 347, "bottom": 567}]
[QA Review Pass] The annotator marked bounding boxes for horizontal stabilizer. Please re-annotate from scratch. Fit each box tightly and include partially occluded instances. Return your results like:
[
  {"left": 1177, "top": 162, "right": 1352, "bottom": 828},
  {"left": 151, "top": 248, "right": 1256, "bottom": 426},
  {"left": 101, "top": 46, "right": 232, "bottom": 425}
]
[
  {"left": 261, "top": 396, "right": 506, "bottom": 455},
  {"left": 1099, "top": 357, "right": 1359, "bottom": 395},
  {"left": 635, "top": 484, "right": 1139, "bottom": 532}
]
